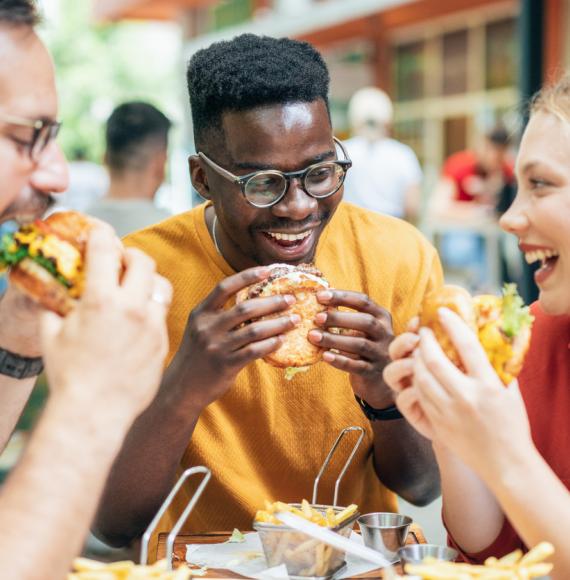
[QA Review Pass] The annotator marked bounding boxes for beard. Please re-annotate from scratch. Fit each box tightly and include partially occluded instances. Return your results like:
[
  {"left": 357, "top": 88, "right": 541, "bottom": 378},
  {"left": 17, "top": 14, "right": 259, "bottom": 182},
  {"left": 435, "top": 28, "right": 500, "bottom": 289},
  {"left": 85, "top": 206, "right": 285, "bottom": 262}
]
[{"left": 0, "top": 189, "right": 55, "bottom": 225}]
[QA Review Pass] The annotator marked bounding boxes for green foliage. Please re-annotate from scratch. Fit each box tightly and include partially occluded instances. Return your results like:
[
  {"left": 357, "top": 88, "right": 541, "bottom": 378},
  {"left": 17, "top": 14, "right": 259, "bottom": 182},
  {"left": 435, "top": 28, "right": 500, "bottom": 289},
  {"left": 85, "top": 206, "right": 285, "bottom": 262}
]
[{"left": 41, "top": 0, "right": 180, "bottom": 163}]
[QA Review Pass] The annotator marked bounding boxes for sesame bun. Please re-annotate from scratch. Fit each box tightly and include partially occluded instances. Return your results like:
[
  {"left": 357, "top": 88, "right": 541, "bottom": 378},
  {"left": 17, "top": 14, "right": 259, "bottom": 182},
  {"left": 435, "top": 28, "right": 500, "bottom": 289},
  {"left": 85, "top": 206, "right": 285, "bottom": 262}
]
[
  {"left": 420, "top": 285, "right": 476, "bottom": 369},
  {"left": 236, "top": 263, "right": 330, "bottom": 368}
]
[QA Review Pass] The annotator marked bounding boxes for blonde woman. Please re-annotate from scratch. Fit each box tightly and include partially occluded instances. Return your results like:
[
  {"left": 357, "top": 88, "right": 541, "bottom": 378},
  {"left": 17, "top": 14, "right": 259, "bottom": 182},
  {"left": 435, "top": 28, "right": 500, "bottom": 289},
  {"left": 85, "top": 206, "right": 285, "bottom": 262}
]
[{"left": 384, "top": 77, "right": 570, "bottom": 579}]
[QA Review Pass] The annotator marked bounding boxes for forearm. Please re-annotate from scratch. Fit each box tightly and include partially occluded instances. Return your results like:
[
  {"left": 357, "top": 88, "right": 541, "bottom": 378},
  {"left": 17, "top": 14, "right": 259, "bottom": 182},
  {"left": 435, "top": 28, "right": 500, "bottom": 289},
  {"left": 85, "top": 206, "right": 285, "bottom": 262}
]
[
  {"left": 483, "top": 445, "right": 570, "bottom": 579},
  {"left": 94, "top": 363, "right": 205, "bottom": 546},
  {"left": 0, "top": 377, "right": 36, "bottom": 451},
  {"left": 372, "top": 418, "right": 439, "bottom": 505},
  {"left": 434, "top": 443, "right": 504, "bottom": 553},
  {"left": 0, "top": 393, "right": 131, "bottom": 580}
]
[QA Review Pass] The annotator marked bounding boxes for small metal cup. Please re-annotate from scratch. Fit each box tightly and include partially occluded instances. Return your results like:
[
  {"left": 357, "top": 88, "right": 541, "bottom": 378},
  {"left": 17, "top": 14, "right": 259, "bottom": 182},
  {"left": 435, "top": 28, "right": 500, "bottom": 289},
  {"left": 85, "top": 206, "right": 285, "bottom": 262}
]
[
  {"left": 357, "top": 512, "right": 412, "bottom": 563},
  {"left": 398, "top": 543, "right": 459, "bottom": 567}
]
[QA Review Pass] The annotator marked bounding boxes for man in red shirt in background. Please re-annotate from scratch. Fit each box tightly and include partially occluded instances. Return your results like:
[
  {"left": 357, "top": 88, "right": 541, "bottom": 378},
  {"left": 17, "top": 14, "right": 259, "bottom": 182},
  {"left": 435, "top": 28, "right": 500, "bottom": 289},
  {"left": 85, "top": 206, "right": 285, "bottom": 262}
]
[{"left": 429, "top": 126, "right": 514, "bottom": 290}]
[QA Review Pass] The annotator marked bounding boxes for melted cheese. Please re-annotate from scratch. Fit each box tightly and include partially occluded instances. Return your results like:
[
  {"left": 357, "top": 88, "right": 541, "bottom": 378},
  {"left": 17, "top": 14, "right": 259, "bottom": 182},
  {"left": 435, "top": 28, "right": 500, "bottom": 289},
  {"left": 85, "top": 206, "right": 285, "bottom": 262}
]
[
  {"left": 478, "top": 322, "right": 514, "bottom": 384},
  {"left": 14, "top": 226, "right": 83, "bottom": 286}
]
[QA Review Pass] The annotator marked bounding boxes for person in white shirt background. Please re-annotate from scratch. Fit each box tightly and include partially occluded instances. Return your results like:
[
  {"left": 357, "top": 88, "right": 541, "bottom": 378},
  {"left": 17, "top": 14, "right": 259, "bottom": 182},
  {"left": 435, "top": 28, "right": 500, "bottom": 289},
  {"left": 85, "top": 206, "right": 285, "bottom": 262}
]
[{"left": 342, "top": 86, "right": 422, "bottom": 223}]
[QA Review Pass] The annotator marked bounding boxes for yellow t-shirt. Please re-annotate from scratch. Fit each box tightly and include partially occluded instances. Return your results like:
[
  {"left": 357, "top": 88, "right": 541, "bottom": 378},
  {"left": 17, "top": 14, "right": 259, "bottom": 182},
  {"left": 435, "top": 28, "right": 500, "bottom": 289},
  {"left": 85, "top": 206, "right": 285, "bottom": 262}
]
[{"left": 125, "top": 201, "right": 442, "bottom": 549}]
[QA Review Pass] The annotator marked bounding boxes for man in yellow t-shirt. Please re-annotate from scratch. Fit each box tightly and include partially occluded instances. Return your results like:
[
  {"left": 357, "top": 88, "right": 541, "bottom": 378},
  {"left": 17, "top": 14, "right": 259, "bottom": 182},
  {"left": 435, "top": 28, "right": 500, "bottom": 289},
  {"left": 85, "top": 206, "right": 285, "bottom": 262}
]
[{"left": 94, "top": 34, "right": 443, "bottom": 550}]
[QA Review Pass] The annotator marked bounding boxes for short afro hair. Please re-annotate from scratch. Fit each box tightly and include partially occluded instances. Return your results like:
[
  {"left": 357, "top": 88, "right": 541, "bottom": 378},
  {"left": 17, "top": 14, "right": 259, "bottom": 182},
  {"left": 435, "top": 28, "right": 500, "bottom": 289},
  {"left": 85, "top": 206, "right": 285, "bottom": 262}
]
[
  {"left": 0, "top": 0, "right": 40, "bottom": 27},
  {"left": 105, "top": 101, "right": 172, "bottom": 172},
  {"left": 187, "top": 34, "right": 330, "bottom": 151}
]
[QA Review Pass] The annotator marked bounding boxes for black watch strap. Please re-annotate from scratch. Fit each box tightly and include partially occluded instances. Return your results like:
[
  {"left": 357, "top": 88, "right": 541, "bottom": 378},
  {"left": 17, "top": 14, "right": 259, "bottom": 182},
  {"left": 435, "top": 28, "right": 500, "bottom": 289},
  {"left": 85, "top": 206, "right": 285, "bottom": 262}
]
[
  {"left": 355, "top": 396, "right": 403, "bottom": 421},
  {"left": 0, "top": 347, "right": 44, "bottom": 379}
]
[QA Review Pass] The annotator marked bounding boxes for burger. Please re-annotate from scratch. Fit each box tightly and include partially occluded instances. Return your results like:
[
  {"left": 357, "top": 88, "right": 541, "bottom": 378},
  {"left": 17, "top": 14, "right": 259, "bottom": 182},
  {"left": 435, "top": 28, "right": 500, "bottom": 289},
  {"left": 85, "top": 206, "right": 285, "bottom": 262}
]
[
  {"left": 420, "top": 284, "right": 534, "bottom": 385},
  {"left": 236, "top": 263, "right": 330, "bottom": 378},
  {"left": 0, "top": 211, "right": 92, "bottom": 316}
]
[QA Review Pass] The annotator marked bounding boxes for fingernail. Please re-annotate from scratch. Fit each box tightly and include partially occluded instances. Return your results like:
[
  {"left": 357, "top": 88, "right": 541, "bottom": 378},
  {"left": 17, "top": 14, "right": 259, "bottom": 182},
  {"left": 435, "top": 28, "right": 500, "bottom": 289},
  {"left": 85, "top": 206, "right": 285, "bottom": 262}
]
[
  {"left": 419, "top": 328, "right": 429, "bottom": 338},
  {"left": 314, "top": 312, "right": 327, "bottom": 325},
  {"left": 323, "top": 351, "right": 335, "bottom": 362},
  {"left": 438, "top": 307, "right": 451, "bottom": 319},
  {"left": 317, "top": 290, "right": 333, "bottom": 302},
  {"left": 290, "top": 314, "right": 301, "bottom": 324},
  {"left": 309, "top": 330, "right": 323, "bottom": 343},
  {"left": 284, "top": 294, "right": 296, "bottom": 305}
]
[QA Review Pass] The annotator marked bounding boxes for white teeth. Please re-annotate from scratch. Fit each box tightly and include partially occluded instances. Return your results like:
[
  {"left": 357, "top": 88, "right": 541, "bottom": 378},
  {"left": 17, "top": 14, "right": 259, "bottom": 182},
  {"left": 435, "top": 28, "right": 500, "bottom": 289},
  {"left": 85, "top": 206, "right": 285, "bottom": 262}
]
[
  {"left": 524, "top": 249, "right": 559, "bottom": 264},
  {"left": 267, "top": 231, "right": 311, "bottom": 242}
]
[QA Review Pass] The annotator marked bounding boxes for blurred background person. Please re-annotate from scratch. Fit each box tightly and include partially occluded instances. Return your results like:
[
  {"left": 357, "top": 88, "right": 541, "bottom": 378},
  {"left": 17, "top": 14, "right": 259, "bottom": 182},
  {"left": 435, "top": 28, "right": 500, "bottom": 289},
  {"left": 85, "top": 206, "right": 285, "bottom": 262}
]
[
  {"left": 431, "top": 125, "right": 514, "bottom": 222},
  {"left": 428, "top": 125, "right": 515, "bottom": 290},
  {"left": 56, "top": 145, "right": 109, "bottom": 213},
  {"left": 342, "top": 86, "right": 422, "bottom": 223},
  {"left": 87, "top": 101, "right": 172, "bottom": 237}
]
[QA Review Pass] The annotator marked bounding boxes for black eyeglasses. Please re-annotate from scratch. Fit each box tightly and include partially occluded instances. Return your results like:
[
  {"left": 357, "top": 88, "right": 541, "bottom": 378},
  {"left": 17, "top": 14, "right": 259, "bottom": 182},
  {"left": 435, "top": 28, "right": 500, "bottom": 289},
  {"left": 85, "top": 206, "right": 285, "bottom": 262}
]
[
  {"left": 0, "top": 112, "right": 61, "bottom": 161},
  {"left": 198, "top": 136, "right": 352, "bottom": 208}
]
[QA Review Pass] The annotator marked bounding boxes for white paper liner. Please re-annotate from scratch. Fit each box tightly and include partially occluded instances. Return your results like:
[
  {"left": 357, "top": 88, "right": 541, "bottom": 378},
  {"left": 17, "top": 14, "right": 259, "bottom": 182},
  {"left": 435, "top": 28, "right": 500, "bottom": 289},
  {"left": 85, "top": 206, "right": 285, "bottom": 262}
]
[{"left": 185, "top": 532, "right": 380, "bottom": 579}]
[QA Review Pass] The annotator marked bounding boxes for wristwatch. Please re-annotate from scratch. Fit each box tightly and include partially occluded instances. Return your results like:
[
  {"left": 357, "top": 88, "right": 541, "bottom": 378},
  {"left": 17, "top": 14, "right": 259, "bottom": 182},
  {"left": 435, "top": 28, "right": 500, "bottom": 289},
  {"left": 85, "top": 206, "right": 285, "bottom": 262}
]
[
  {"left": 0, "top": 347, "right": 44, "bottom": 379},
  {"left": 355, "top": 395, "right": 403, "bottom": 421}
]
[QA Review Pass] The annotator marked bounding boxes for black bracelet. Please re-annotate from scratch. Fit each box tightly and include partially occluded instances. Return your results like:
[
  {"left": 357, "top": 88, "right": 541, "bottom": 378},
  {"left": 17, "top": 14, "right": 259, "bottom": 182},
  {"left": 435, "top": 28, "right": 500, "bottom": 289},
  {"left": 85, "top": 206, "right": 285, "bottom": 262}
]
[
  {"left": 0, "top": 347, "right": 44, "bottom": 379},
  {"left": 355, "top": 396, "right": 403, "bottom": 421}
]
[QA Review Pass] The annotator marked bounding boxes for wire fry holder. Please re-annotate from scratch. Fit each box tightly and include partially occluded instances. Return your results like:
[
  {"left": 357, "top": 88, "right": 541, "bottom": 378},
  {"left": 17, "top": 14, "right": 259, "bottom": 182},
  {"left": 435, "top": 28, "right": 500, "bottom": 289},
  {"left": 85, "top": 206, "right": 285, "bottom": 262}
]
[
  {"left": 140, "top": 465, "right": 211, "bottom": 569},
  {"left": 311, "top": 425, "right": 365, "bottom": 507}
]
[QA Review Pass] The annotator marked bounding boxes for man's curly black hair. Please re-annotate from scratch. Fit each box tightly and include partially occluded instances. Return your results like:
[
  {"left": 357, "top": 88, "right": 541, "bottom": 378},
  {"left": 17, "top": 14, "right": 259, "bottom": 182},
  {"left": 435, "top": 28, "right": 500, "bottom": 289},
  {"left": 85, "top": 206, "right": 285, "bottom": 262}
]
[
  {"left": 0, "top": 0, "right": 40, "bottom": 26},
  {"left": 187, "top": 34, "right": 330, "bottom": 151}
]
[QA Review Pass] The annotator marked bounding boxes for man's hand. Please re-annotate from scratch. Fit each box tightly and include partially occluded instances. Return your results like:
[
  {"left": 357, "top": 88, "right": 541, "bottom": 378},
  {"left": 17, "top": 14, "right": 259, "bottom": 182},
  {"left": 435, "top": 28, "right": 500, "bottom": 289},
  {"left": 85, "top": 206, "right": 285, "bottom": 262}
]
[
  {"left": 168, "top": 267, "right": 300, "bottom": 409},
  {"left": 307, "top": 290, "right": 394, "bottom": 408},
  {"left": 41, "top": 226, "right": 172, "bottom": 421}
]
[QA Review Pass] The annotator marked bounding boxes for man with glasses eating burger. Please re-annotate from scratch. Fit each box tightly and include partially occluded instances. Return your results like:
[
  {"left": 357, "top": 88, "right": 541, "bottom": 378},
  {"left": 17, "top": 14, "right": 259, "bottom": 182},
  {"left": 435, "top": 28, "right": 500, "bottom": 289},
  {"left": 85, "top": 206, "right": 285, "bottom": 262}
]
[{"left": 95, "top": 34, "right": 444, "bottom": 552}]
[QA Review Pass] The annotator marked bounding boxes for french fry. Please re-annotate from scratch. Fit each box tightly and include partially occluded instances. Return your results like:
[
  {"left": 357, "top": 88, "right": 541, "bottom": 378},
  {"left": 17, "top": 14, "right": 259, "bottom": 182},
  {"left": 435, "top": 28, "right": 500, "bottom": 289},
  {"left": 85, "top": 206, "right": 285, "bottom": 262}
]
[
  {"left": 69, "top": 557, "right": 192, "bottom": 580},
  {"left": 333, "top": 504, "right": 358, "bottom": 526},
  {"left": 404, "top": 542, "right": 555, "bottom": 579},
  {"left": 519, "top": 541, "right": 555, "bottom": 566}
]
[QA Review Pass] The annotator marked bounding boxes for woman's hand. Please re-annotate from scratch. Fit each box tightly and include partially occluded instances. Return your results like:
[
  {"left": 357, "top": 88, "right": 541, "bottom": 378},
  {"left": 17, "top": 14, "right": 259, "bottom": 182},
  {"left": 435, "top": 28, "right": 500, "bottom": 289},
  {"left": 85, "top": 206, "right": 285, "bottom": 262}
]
[
  {"left": 412, "top": 307, "right": 532, "bottom": 478},
  {"left": 382, "top": 318, "right": 435, "bottom": 439}
]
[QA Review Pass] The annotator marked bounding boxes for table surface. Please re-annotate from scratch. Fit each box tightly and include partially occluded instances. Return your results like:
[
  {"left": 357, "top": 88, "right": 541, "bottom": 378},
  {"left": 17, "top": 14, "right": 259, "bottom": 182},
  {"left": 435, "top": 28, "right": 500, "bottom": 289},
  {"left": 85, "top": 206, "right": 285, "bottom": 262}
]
[{"left": 156, "top": 525, "right": 427, "bottom": 579}]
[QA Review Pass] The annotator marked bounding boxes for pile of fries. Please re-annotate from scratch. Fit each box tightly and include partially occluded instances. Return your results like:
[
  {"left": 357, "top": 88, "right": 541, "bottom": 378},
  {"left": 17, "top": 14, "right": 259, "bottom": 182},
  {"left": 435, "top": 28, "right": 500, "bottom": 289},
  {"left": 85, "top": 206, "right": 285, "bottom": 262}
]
[
  {"left": 254, "top": 499, "right": 359, "bottom": 577},
  {"left": 68, "top": 557, "right": 192, "bottom": 580},
  {"left": 404, "top": 541, "right": 554, "bottom": 579},
  {"left": 254, "top": 499, "right": 358, "bottom": 527}
]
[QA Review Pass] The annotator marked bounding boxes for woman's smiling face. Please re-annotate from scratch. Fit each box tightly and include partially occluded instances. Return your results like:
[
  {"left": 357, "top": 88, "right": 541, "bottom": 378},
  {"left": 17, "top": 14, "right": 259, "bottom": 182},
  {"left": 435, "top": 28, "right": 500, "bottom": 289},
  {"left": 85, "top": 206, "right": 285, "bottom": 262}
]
[{"left": 500, "top": 111, "right": 570, "bottom": 316}]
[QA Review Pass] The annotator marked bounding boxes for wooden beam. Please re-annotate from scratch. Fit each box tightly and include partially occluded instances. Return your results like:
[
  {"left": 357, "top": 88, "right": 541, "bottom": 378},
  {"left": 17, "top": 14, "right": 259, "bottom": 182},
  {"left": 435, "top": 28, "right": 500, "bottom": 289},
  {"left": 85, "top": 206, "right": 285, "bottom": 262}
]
[
  {"left": 93, "top": 0, "right": 216, "bottom": 22},
  {"left": 298, "top": 0, "right": 517, "bottom": 48},
  {"left": 543, "top": 0, "right": 564, "bottom": 81}
]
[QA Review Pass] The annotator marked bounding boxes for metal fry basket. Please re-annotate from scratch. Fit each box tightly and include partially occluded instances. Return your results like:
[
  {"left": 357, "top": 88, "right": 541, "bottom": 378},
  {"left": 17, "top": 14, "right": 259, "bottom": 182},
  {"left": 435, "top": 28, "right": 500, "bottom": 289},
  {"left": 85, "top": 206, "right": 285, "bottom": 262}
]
[
  {"left": 140, "top": 465, "right": 211, "bottom": 570},
  {"left": 254, "top": 426, "right": 365, "bottom": 579}
]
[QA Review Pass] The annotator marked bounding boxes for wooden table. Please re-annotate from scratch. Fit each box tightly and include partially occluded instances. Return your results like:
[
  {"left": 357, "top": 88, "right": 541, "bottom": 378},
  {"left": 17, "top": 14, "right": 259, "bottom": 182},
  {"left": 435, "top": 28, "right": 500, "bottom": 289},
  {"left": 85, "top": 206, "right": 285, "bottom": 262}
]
[{"left": 156, "top": 525, "right": 427, "bottom": 578}]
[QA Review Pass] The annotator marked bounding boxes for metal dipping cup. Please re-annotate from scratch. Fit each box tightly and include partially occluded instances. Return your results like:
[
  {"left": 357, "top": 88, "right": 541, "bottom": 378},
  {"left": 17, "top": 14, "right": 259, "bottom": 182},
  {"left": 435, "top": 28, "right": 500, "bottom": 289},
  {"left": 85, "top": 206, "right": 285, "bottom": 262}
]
[
  {"left": 357, "top": 512, "right": 412, "bottom": 563},
  {"left": 398, "top": 544, "right": 458, "bottom": 567}
]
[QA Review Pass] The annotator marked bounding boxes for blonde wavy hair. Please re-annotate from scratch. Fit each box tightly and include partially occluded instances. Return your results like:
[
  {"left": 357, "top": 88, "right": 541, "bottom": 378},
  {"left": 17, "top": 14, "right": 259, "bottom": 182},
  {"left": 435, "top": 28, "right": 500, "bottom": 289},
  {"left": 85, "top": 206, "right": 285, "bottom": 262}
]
[{"left": 531, "top": 75, "right": 570, "bottom": 123}]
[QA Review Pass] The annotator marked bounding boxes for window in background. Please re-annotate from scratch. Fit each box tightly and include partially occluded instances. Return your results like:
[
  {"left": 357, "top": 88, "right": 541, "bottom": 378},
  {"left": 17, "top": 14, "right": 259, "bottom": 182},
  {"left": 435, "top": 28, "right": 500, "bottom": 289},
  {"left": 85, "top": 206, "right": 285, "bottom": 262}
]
[
  {"left": 395, "top": 41, "right": 425, "bottom": 101},
  {"left": 442, "top": 29, "right": 468, "bottom": 95},
  {"left": 444, "top": 116, "right": 469, "bottom": 159},
  {"left": 485, "top": 17, "right": 518, "bottom": 89}
]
